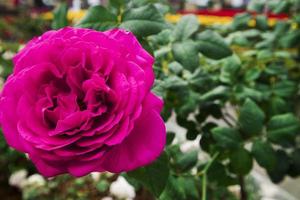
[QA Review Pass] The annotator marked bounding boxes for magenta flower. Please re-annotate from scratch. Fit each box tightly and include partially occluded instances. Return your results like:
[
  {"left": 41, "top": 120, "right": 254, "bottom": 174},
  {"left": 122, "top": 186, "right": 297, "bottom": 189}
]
[{"left": 0, "top": 27, "right": 166, "bottom": 177}]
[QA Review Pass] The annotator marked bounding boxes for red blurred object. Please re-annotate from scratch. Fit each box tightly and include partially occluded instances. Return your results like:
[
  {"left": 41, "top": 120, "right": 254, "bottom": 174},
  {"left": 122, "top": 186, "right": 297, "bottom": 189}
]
[
  {"left": 178, "top": 9, "right": 289, "bottom": 19},
  {"left": 13, "top": 0, "right": 20, "bottom": 6}
]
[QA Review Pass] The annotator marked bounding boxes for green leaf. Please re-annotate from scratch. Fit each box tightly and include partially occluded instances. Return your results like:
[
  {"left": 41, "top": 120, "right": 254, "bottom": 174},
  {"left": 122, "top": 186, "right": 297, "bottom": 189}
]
[
  {"left": 200, "top": 123, "right": 217, "bottom": 152},
  {"left": 268, "top": 97, "right": 289, "bottom": 116},
  {"left": 172, "top": 41, "right": 199, "bottom": 72},
  {"left": 288, "top": 149, "right": 300, "bottom": 177},
  {"left": 163, "top": 76, "right": 187, "bottom": 89},
  {"left": 229, "top": 147, "right": 253, "bottom": 175},
  {"left": 127, "top": 152, "right": 169, "bottom": 197},
  {"left": 160, "top": 175, "right": 186, "bottom": 200},
  {"left": 256, "top": 15, "right": 268, "bottom": 30},
  {"left": 211, "top": 127, "right": 242, "bottom": 150},
  {"left": 279, "top": 30, "right": 300, "bottom": 48},
  {"left": 51, "top": 2, "right": 68, "bottom": 29},
  {"left": 76, "top": 5, "right": 117, "bottom": 31},
  {"left": 207, "top": 162, "right": 237, "bottom": 186},
  {"left": 173, "top": 14, "right": 199, "bottom": 41},
  {"left": 232, "top": 13, "right": 252, "bottom": 30},
  {"left": 166, "top": 132, "right": 175, "bottom": 145},
  {"left": 200, "top": 86, "right": 229, "bottom": 101},
  {"left": 238, "top": 98, "right": 265, "bottom": 136},
  {"left": 149, "top": 29, "right": 172, "bottom": 46},
  {"left": 267, "top": 113, "right": 300, "bottom": 146},
  {"left": 196, "top": 30, "right": 232, "bottom": 59},
  {"left": 168, "top": 61, "right": 183, "bottom": 75},
  {"left": 244, "top": 67, "right": 261, "bottom": 82},
  {"left": 120, "top": 5, "right": 167, "bottom": 38},
  {"left": 273, "top": 80, "right": 297, "bottom": 98},
  {"left": 252, "top": 140, "right": 277, "bottom": 171},
  {"left": 177, "top": 177, "right": 199, "bottom": 200},
  {"left": 176, "top": 151, "right": 198, "bottom": 172},
  {"left": 220, "top": 55, "right": 241, "bottom": 84},
  {"left": 273, "top": 0, "right": 290, "bottom": 14},
  {"left": 267, "top": 150, "right": 289, "bottom": 183}
]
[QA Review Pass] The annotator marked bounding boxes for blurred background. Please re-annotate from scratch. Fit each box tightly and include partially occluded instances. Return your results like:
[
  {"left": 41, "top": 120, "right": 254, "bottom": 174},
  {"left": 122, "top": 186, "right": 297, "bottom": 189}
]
[{"left": 0, "top": 0, "right": 299, "bottom": 200}]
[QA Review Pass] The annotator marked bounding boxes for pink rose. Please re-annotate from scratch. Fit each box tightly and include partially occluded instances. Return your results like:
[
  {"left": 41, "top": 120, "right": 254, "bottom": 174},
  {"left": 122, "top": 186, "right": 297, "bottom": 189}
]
[{"left": 0, "top": 27, "right": 166, "bottom": 177}]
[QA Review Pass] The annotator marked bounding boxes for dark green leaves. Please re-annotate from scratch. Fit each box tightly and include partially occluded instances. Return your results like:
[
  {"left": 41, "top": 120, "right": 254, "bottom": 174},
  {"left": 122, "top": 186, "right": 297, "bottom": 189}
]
[
  {"left": 52, "top": 2, "right": 68, "bottom": 29},
  {"left": 175, "top": 151, "right": 198, "bottom": 172},
  {"left": 127, "top": 152, "right": 169, "bottom": 197},
  {"left": 267, "top": 113, "right": 300, "bottom": 146},
  {"left": 172, "top": 15, "right": 199, "bottom": 41},
  {"left": 238, "top": 99, "right": 265, "bottom": 136},
  {"left": 76, "top": 6, "right": 117, "bottom": 31},
  {"left": 172, "top": 41, "right": 199, "bottom": 72},
  {"left": 120, "top": 4, "right": 167, "bottom": 38},
  {"left": 196, "top": 30, "right": 232, "bottom": 59},
  {"left": 252, "top": 140, "right": 277, "bottom": 171},
  {"left": 229, "top": 147, "right": 253, "bottom": 175},
  {"left": 211, "top": 127, "right": 241, "bottom": 150}
]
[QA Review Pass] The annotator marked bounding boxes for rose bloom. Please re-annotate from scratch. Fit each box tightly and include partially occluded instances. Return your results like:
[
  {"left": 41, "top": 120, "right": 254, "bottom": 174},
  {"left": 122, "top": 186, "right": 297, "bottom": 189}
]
[{"left": 0, "top": 27, "right": 166, "bottom": 177}]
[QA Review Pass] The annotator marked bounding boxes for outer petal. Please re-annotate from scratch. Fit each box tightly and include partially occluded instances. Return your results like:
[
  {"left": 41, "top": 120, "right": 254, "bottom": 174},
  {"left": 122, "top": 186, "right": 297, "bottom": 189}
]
[
  {"left": 30, "top": 154, "right": 67, "bottom": 177},
  {"left": 101, "top": 93, "right": 165, "bottom": 172}
]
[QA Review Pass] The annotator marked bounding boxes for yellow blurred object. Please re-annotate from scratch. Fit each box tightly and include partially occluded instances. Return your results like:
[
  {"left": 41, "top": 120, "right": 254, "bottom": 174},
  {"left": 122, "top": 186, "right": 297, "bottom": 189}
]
[
  {"left": 42, "top": 10, "right": 289, "bottom": 27},
  {"left": 43, "top": 10, "right": 86, "bottom": 22}
]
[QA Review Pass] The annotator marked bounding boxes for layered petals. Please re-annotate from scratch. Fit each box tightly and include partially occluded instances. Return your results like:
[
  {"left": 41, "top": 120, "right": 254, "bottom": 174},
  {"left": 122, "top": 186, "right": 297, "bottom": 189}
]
[{"left": 0, "top": 27, "right": 166, "bottom": 177}]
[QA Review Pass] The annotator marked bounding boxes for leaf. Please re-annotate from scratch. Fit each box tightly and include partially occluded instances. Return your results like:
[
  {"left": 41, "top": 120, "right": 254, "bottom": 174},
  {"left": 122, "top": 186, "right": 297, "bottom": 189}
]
[
  {"left": 120, "top": 4, "right": 167, "bottom": 38},
  {"left": 267, "top": 150, "right": 289, "bottom": 183},
  {"left": 149, "top": 29, "right": 172, "bottom": 46},
  {"left": 127, "top": 152, "right": 169, "bottom": 197},
  {"left": 232, "top": 13, "right": 252, "bottom": 30},
  {"left": 256, "top": 15, "right": 268, "bottom": 30},
  {"left": 229, "top": 147, "right": 253, "bottom": 175},
  {"left": 220, "top": 55, "right": 241, "bottom": 84},
  {"left": 173, "top": 15, "right": 199, "bottom": 41},
  {"left": 244, "top": 67, "right": 261, "bottom": 82},
  {"left": 175, "top": 151, "right": 198, "bottom": 172},
  {"left": 199, "top": 86, "right": 229, "bottom": 101},
  {"left": 200, "top": 123, "right": 218, "bottom": 152},
  {"left": 160, "top": 175, "right": 186, "bottom": 200},
  {"left": 163, "top": 76, "right": 187, "bottom": 89},
  {"left": 196, "top": 30, "right": 232, "bottom": 59},
  {"left": 51, "top": 2, "right": 68, "bottom": 29},
  {"left": 207, "top": 162, "right": 237, "bottom": 186},
  {"left": 268, "top": 97, "right": 289, "bottom": 116},
  {"left": 267, "top": 113, "right": 300, "bottom": 146},
  {"left": 177, "top": 177, "right": 199, "bottom": 200},
  {"left": 238, "top": 98, "right": 265, "bottom": 136},
  {"left": 76, "top": 5, "right": 117, "bottom": 31},
  {"left": 172, "top": 40, "right": 199, "bottom": 72},
  {"left": 166, "top": 132, "right": 175, "bottom": 145},
  {"left": 288, "top": 149, "right": 300, "bottom": 177},
  {"left": 273, "top": 0, "right": 290, "bottom": 14},
  {"left": 211, "top": 127, "right": 242, "bottom": 150},
  {"left": 168, "top": 62, "right": 183, "bottom": 75},
  {"left": 251, "top": 140, "right": 277, "bottom": 171},
  {"left": 273, "top": 80, "right": 297, "bottom": 98},
  {"left": 279, "top": 30, "right": 300, "bottom": 48}
]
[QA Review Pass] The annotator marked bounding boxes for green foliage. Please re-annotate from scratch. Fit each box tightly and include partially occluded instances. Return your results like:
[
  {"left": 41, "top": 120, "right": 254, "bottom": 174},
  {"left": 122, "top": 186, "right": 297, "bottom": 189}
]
[
  {"left": 1, "top": 0, "right": 300, "bottom": 199},
  {"left": 127, "top": 152, "right": 169, "bottom": 197},
  {"left": 172, "top": 15, "right": 199, "bottom": 41},
  {"left": 238, "top": 98, "right": 265, "bottom": 136},
  {"left": 52, "top": 2, "right": 68, "bottom": 29},
  {"left": 267, "top": 113, "right": 300, "bottom": 146},
  {"left": 76, "top": 5, "right": 117, "bottom": 30},
  {"left": 196, "top": 30, "right": 233, "bottom": 59},
  {"left": 120, "top": 4, "right": 167, "bottom": 37}
]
